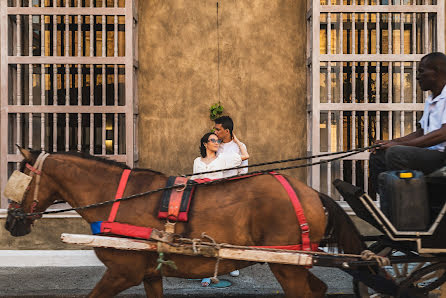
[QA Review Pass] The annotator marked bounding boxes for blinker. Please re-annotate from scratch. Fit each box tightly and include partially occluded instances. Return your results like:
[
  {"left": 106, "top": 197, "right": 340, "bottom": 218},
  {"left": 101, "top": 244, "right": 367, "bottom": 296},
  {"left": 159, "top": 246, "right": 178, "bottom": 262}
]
[{"left": 3, "top": 170, "right": 32, "bottom": 203}]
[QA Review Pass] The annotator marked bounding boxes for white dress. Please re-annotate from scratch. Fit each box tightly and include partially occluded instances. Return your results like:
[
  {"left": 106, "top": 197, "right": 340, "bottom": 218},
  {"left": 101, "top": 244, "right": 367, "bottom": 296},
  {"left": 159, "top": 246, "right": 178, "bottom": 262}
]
[{"left": 192, "top": 153, "right": 242, "bottom": 179}]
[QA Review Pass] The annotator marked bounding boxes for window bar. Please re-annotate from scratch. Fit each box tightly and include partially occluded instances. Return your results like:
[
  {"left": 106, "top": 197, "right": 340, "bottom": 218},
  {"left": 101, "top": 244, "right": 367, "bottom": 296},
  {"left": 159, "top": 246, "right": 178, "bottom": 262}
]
[
  {"left": 376, "top": 12, "right": 380, "bottom": 54},
  {"left": 412, "top": 11, "right": 416, "bottom": 54},
  {"left": 28, "top": 112, "right": 33, "bottom": 149},
  {"left": 423, "top": 7, "right": 429, "bottom": 101},
  {"left": 424, "top": 11, "right": 428, "bottom": 54},
  {"left": 364, "top": 111, "right": 368, "bottom": 193},
  {"left": 114, "top": 13, "right": 118, "bottom": 106},
  {"left": 328, "top": 65, "right": 331, "bottom": 104},
  {"left": 53, "top": 14, "right": 57, "bottom": 56},
  {"left": 399, "top": 12, "right": 403, "bottom": 56},
  {"left": 377, "top": 111, "right": 381, "bottom": 142},
  {"left": 339, "top": 110, "right": 343, "bottom": 185},
  {"left": 102, "top": 19, "right": 106, "bottom": 106},
  {"left": 90, "top": 14, "right": 93, "bottom": 57},
  {"left": 41, "top": 113, "right": 45, "bottom": 150},
  {"left": 327, "top": 111, "right": 332, "bottom": 196},
  {"left": 102, "top": 113, "right": 106, "bottom": 155},
  {"left": 41, "top": 64, "right": 45, "bottom": 108},
  {"left": 29, "top": 14, "right": 33, "bottom": 57},
  {"left": 340, "top": 12, "right": 343, "bottom": 54},
  {"left": 413, "top": 61, "right": 417, "bottom": 131},
  {"left": 65, "top": 113, "right": 69, "bottom": 151},
  {"left": 17, "top": 13, "right": 21, "bottom": 56},
  {"left": 364, "top": 62, "right": 368, "bottom": 104},
  {"left": 78, "top": 15, "right": 81, "bottom": 99},
  {"left": 389, "top": 109, "right": 393, "bottom": 141},
  {"left": 16, "top": 113, "right": 21, "bottom": 153},
  {"left": 102, "top": 15, "right": 106, "bottom": 57},
  {"left": 66, "top": 64, "right": 69, "bottom": 105},
  {"left": 102, "top": 64, "right": 105, "bottom": 106},
  {"left": 40, "top": 64, "right": 46, "bottom": 151},
  {"left": 327, "top": 13, "right": 331, "bottom": 55},
  {"left": 53, "top": 113, "right": 57, "bottom": 151},
  {"left": 389, "top": 62, "right": 393, "bottom": 105},
  {"left": 364, "top": 12, "right": 368, "bottom": 55},
  {"left": 90, "top": 64, "right": 94, "bottom": 106},
  {"left": 17, "top": 65, "right": 22, "bottom": 106},
  {"left": 89, "top": 113, "right": 93, "bottom": 154},
  {"left": 376, "top": 65, "right": 381, "bottom": 144},
  {"left": 41, "top": 14, "right": 45, "bottom": 57},
  {"left": 352, "top": 11, "right": 356, "bottom": 103},
  {"left": 77, "top": 113, "right": 81, "bottom": 151},
  {"left": 352, "top": 110, "right": 356, "bottom": 186},
  {"left": 352, "top": 12, "right": 356, "bottom": 56},
  {"left": 65, "top": 15, "right": 69, "bottom": 56},
  {"left": 77, "top": 64, "right": 81, "bottom": 105},
  {"left": 388, "top": 12, "right": 392, "bottom": 54},
  {"left": 114, "top": 113, "right": 118, "bottom": 154},
  {"left": 53, "top": 64, "right": 58, "bottom": 106}
]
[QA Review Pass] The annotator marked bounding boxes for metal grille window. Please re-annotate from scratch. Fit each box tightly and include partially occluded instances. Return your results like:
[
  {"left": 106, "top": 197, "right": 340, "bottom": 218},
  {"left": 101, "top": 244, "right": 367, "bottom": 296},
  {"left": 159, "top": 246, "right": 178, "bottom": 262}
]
[
  {"left": 307, "top": 0, "right": 444, "bottom": 201},
  {"left": 0, "top": 0, "right": 138, "bottom": 208}
]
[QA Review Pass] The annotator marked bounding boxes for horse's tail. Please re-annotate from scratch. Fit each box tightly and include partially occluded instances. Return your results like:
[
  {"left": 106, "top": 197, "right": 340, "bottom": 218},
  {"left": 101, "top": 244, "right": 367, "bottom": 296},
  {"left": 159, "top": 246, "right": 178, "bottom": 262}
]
[{"left": 318, "top": 192, "right": 366, "bottom": 254}]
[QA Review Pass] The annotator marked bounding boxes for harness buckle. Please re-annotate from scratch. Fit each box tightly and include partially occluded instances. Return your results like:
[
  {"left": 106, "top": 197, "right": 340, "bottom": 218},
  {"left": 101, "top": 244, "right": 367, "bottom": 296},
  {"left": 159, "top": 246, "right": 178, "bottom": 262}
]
[{"left": 300, "top": 223, "right": 310, "bottom": 233}]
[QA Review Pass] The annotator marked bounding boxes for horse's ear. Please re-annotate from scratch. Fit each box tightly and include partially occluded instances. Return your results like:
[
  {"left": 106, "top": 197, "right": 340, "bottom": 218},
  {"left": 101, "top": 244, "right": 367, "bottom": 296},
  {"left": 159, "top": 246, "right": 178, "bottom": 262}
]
[{"left": 16, "top": 145, "right": 33, "bottom": 161}]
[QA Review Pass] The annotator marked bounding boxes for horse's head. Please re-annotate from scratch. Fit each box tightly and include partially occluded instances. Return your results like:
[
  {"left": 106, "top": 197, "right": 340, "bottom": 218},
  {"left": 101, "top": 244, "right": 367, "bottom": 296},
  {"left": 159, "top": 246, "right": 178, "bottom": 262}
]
[{"left": 5, "top": 146, "right": 59, "bottom": 237}]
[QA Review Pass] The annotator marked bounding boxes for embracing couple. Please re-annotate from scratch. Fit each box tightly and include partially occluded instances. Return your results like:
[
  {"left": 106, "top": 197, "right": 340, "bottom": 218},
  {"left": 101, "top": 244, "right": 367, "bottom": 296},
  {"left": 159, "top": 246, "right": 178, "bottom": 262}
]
[{"left": 191, "top": 116, "right": 250, "bottom": 286}]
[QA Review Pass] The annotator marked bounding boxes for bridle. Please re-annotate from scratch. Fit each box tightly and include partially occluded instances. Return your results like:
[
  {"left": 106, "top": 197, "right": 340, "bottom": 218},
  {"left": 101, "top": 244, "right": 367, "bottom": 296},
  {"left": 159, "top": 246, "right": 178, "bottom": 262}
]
[{"left": 7, "top": 152, "right": 50, "bottom": 221}]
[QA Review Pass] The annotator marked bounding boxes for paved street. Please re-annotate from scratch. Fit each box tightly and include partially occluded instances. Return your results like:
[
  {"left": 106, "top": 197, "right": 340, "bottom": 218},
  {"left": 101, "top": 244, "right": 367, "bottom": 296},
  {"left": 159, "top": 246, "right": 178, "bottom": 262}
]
[{"left": 0, "top": 251, "right": 354, "bottom": 297}]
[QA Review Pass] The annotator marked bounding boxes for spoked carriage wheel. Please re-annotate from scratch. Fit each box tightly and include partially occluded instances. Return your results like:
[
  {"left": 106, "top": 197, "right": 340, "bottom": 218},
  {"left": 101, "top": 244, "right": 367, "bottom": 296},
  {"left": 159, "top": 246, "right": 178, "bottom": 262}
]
[{"left": 354, "top": 243, "right": 446, "bottom": 297}]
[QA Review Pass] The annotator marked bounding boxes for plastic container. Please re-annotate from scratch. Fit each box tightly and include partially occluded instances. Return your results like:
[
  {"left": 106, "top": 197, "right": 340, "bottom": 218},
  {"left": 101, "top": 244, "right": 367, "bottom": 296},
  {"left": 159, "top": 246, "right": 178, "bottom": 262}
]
[{"left": 378, "top": 170, "right": 430, "bottom": 231}]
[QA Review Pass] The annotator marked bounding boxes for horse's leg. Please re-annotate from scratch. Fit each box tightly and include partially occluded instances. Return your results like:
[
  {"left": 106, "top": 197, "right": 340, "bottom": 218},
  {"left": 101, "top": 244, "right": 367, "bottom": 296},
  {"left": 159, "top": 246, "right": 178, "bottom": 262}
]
[
  {"left": 87, "top": 268, "right": 143, "bottom": 298},
  {"left": 143, "top": 276, "right": 163, "bottom": 298},
  {"left": 269, "top": 264, "right": 327, "bottom": 298}
]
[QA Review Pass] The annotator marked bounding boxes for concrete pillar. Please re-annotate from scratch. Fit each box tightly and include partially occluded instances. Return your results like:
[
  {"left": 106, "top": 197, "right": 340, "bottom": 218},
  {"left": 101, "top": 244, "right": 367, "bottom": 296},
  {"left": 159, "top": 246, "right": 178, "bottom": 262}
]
[{"left": 138, "top": 0, "right": 308, "bottom": 181}]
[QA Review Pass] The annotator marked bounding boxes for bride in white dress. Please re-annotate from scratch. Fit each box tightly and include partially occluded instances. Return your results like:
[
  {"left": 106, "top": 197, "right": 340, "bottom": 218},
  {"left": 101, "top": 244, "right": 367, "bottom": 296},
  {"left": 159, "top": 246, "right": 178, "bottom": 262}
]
[
  {"left": 192, "top": 132, "right": 249, "bottom": 180},
  {"left": 191, "top": 132, "right": 249, "bottom": 286}
]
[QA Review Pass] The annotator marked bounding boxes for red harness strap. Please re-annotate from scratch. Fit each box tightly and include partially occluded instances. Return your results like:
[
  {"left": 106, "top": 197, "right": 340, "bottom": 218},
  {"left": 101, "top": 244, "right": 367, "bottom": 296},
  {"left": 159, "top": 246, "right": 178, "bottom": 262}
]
[
  {"left": 108, "top": 169, "right": 132, "bottom": 222},
  {"left": 270, "top": 172, "right": 312, "bottom": 251},
  {"left": 167, "top": 176, "right": 189, "bottom": 220}
]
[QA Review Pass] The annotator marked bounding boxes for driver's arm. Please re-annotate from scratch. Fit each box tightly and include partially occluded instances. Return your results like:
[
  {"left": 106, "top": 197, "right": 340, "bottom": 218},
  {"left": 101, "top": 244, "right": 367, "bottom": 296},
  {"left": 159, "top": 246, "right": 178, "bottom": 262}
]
[{"left": 399, "top": 124, "right": 446, "bottom": 148}]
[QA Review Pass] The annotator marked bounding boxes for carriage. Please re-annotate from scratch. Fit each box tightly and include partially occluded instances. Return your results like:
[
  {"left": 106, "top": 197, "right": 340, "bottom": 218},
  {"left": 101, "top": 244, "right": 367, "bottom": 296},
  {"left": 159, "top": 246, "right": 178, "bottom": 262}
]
[
  {"left": 332, "top": 169, "right": 446, "bottom": 297},
  {"left": 4, "top": 147, "right": 446, "bottom": 297}
]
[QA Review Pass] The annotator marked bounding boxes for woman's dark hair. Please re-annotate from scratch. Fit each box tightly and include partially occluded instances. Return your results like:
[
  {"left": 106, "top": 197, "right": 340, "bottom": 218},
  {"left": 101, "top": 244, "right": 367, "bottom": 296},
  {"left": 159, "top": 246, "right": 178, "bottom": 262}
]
[{"left": 200, "top": 132, "right": 215, "bottom": 158}]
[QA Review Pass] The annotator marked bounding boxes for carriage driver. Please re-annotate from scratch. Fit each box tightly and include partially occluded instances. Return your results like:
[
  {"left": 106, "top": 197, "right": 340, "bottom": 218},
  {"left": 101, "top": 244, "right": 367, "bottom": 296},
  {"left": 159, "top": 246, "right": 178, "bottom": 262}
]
[{"left": 369, "top": 52, "right": 446, "bottom": 197}]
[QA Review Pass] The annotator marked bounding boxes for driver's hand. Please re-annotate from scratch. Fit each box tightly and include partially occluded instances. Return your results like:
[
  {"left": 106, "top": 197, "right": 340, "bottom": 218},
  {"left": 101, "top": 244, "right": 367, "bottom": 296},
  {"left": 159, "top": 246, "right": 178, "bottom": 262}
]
[{"left": 371, "top": 140, "right": 390, "bottom": 153}]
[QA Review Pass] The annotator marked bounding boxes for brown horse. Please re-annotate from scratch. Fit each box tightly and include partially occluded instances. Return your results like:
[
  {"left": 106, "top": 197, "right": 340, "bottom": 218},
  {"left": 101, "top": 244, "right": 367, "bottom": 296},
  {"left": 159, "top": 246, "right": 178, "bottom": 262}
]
[{"left": 5, "top": 148, "right": 365, "bottom": 298}]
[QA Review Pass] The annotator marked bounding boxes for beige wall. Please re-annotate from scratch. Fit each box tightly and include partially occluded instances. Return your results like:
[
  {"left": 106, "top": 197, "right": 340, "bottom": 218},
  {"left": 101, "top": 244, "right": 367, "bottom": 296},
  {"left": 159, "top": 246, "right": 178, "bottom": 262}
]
[
  {"left": 0, "top": 218, "right": 91, "bottom": 250},
  {"left": 137, "top": 0, "right": 308, "bottom": 181}
]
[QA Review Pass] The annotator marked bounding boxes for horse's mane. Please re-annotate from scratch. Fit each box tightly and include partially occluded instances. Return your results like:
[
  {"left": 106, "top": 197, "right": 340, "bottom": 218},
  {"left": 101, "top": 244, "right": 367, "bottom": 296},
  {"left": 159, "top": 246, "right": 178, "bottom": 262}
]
[{"left": 23, "top": 149, "right": 164, "bottom": 175}]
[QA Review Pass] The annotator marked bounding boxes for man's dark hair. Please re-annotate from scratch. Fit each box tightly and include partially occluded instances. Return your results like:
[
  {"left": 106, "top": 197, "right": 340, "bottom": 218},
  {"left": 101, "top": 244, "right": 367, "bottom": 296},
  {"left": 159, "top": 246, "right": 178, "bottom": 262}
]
[
  {"left": 214, "top": 116, "right": 233, "bottom": 137},
  {"left": 421, "top": 52, "right": 446, "bottom": 75}
]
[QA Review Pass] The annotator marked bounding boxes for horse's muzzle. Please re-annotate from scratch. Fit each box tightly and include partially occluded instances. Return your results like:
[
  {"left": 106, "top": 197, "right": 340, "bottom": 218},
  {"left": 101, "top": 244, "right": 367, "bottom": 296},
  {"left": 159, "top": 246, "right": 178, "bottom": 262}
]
[{"left": 5, "top": 208, "right": 31, "bottom": 237}]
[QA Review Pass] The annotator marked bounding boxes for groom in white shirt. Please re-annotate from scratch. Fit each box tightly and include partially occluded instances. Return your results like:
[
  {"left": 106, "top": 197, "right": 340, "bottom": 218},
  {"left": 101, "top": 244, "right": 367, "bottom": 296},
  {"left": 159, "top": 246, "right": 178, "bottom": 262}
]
[
  {"left": 213, "top": 116, "right": 249, "bottom": 178},
  {"left": 212, "top": 115, "right": 248, "bottom": 278}
]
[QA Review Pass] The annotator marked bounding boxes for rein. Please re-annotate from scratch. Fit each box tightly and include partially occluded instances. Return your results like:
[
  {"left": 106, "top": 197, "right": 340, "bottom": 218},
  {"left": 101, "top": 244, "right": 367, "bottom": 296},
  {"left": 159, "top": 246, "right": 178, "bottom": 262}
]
[
  {"left": 11, "top": 144, "right": 380, "bottom": 219},
  {"left": 183, "top": 144, "right": 381, "bottom": 177}
]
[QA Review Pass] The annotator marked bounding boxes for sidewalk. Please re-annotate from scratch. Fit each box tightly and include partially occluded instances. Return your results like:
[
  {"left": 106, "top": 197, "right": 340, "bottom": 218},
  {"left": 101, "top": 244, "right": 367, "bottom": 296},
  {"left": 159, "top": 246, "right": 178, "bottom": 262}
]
[{"left": 0, "top": 250, "right": 354, "bottom": 297}]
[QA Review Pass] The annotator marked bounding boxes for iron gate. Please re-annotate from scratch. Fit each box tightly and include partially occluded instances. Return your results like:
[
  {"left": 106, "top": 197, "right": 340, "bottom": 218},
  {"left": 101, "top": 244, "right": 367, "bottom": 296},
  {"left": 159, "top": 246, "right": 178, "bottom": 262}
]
[{"left": 0, "top": 0, "right": 138, "bottom": 209}]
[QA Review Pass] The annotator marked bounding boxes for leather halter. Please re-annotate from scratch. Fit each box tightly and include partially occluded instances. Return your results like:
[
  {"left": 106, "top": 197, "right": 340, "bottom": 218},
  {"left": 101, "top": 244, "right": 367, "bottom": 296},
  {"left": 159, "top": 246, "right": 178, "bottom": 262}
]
[{"left": 10, "top": 152, "right": 50, "bottom": 219}]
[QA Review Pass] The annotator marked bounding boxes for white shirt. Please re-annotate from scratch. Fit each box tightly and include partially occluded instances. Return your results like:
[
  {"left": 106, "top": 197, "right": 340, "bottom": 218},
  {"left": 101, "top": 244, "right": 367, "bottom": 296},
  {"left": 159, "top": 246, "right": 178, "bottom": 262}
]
[
  {"left": 217, "top": 140, "right": 248, "bottom": 176},
  {"left": 419, "top": 84, "right": 446, "bottom": 151},
  {"left": 192, "top": 153, "right": 242, "bottom": 180}
]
